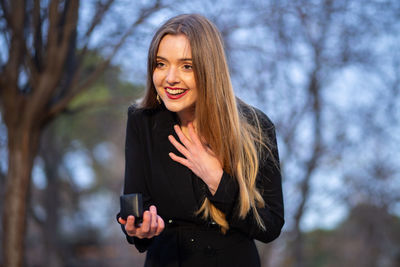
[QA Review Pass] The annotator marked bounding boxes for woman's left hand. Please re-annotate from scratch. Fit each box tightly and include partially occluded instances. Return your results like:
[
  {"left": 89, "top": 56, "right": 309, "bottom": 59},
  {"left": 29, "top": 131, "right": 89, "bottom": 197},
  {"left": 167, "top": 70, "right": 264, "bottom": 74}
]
[{"left": 168, "top": 123, "right": 223, "bottom": 195}]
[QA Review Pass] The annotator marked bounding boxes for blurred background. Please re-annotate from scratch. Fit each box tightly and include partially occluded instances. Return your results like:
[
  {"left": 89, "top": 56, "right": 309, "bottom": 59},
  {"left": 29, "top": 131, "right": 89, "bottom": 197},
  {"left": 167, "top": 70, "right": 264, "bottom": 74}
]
[{"left": 0, "top": 0, "right": 399, "bottom": 266}]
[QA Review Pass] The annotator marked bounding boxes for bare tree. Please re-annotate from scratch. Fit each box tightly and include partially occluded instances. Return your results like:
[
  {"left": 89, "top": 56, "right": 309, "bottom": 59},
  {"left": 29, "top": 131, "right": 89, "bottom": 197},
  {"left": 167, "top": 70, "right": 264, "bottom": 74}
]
[
  {"left": 219, "top": 0, "right": 400, "bottom": 266},
  {"left": 0, "top": 0, "right": 163, "bottom": 266}
]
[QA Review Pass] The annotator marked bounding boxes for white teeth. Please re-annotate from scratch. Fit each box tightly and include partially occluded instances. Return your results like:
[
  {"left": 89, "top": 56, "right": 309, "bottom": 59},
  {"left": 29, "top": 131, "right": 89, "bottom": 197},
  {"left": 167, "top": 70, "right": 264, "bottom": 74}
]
[{"left": 166, "top": 88, "right": 186, "bottom": 95}]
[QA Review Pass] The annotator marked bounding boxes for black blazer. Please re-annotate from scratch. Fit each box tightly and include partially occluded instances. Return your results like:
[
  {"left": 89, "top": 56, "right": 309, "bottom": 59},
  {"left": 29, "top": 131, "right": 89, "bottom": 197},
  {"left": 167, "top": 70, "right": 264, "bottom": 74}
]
[{"left": 118, "top": 103, "right": 284, "bottom": 267}]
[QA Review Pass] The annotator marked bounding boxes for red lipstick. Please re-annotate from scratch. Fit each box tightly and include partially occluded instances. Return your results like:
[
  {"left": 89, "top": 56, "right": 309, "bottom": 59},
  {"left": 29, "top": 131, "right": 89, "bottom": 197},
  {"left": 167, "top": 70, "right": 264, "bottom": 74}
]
[{"left": 165, "top": 87, "right": 189, "bottom": 99}]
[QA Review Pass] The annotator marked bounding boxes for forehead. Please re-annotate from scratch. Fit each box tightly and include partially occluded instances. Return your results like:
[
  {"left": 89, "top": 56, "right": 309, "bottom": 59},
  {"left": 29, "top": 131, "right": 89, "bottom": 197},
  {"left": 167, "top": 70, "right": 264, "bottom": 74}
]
[{"left": 157, "top": 34, "right": 192, "bottom": 58}]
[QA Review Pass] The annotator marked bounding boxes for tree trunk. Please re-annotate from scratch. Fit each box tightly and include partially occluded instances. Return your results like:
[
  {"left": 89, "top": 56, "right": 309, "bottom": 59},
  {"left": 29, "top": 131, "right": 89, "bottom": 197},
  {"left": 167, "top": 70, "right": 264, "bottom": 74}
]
[
  {"left": 293, "top": 231, "right": 304, "bottom": 267},
  {"left": 41, "top": 127, "right": 63, "bottom": 267},
  {"left": 2, "top": 126, "right": 40, "bottom": 267}
]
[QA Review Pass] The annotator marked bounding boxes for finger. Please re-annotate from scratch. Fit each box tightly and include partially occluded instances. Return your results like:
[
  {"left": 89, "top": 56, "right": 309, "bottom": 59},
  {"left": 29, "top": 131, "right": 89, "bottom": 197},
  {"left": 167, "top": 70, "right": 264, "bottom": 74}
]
[
  {"left": 188, "top": 122, "right": 207, "bottom": 147},
  {"left": 187, "top": 122, "right": 203, "bottom": 147},
  {"left": 155, "top": 215, "right": 165, "bottom": 236},
  {"left": 126, "top": 215, "right": 135, "bottom": 227},
  {"left": 169, "top": 152, "right": 191, "bottom": 168},
  {"left": 140, "top": 210, "right": 151, "bottom": 233},
  {"left": 149, "top": 206, "right": 158, "bottom": 234},
  {"left": 174, "top": 125, "right": 193, "bottom": 148},
  {"left": 118, "top": 217, "right": 127, "bottom": 225},
  {"left": 168, "top": 135, "right": 190, "bottom": 159},
  {"left": 125, "top": 216, "right": 137, "bottom": 236}
]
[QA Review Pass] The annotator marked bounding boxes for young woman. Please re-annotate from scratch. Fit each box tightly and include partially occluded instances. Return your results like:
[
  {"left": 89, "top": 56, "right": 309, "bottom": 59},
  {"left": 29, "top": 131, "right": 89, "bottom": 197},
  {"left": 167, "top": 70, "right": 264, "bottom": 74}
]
[{"left": 117, "top": 14, "right": 284, "bottom": 267}]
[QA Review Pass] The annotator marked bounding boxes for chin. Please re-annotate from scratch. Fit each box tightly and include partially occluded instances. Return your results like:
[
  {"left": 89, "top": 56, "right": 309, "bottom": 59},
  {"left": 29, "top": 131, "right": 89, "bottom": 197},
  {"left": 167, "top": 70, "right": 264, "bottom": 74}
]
[
  {"left": 163, "top": 102, "right": 183, "bottom": 112},
  {"left": 163, "top": 101, "right": 195, "bottom": 114}
]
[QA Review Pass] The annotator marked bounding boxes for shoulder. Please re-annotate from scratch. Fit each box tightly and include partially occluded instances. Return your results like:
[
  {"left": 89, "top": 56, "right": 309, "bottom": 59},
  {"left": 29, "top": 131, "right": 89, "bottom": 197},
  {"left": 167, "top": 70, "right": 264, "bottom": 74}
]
[
  {"left": 237, "top": 99, "right": 275, "bottom": 131},
  {"left": 127, "top": 104, "right": 165, "bottom": 123},
  {"left": 127, "top": 104, "right": 158, "bottom": 117},
  {"left": 127, "top": 104, "right": 176, "bottom": 134}
]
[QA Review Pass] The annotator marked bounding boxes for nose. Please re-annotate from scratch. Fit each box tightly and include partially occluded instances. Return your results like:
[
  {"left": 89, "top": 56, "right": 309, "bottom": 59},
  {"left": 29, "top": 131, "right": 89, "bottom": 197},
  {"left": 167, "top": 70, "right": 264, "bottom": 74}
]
[{"left": 166, "top": 67, "right": 180, "bottom": 85}]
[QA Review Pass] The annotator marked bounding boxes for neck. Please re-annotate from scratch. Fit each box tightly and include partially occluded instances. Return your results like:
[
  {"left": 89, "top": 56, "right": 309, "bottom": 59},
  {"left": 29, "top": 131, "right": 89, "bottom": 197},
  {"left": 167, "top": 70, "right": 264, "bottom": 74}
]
[{"left": 177, "top": 107, "right": 196, "bottom": 126}]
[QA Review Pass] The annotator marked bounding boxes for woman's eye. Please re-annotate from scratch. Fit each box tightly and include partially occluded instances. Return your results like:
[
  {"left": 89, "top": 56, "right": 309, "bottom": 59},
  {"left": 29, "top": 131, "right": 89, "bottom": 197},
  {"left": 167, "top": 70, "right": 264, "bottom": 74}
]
[
  {"left": 183, "top": 64, "right": 192, "bottom": 70},
  {"left": 156, "top": 62, "right": 165, "bottom": 68}
]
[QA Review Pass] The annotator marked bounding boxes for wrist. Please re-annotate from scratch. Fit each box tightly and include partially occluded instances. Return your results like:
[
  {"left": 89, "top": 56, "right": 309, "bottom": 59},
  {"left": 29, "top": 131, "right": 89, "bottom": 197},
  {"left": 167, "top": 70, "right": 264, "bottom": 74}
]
[{"left": 206, "top": 169, "right": 223, "bottom": 195}]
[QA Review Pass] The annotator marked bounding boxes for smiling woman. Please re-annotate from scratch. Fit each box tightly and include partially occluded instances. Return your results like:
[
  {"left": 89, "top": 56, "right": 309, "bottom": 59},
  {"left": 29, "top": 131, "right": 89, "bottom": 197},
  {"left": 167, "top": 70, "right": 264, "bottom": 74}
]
[{"left": 117, "top": 14, "right": 284, "bottom": 267}]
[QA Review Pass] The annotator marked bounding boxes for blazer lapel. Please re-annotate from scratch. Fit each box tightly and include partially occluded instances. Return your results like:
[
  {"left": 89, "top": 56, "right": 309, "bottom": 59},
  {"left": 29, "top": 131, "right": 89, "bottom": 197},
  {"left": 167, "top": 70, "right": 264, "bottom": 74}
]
[{"left": 150, "top": 108, "right": 198, "bottom": 217}]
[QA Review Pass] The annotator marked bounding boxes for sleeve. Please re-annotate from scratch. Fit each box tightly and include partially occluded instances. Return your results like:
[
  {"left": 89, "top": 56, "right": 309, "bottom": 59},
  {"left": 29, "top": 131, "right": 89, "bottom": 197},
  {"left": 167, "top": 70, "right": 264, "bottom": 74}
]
[
  {"left": 205, "top": 172, "right": 239, "bottom": 216},
  {"left": 116, "top": 106, "right": 153, "bottom": 252},
  {"left": 207, "top": 108, "right": 284, "bottom": 243}
]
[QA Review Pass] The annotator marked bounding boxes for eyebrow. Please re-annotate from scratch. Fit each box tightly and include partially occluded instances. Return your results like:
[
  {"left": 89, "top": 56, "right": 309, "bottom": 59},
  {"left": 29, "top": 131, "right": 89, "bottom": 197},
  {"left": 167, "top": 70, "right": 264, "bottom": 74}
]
[{"left": 156, "top": 56, "right": 192, "bottom": 62}]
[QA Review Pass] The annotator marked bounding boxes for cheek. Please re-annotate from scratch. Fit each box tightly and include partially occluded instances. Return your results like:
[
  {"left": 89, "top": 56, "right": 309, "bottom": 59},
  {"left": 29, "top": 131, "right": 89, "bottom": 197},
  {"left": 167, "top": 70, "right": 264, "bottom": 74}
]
[
  {"left": 153, "top": 69, "right": 166, "bottom": 86},
  {"left": 152, "top": 71, "right": 160, "bottom": 86},
  {"left": 153, "top": 72, "right": 165, "bottom": 95},
  {"left": 188, "top": 76, "right": 197, "bottom": 91},
  {"left": 182, "top": 73, "right": 196, "bottom": 89}
]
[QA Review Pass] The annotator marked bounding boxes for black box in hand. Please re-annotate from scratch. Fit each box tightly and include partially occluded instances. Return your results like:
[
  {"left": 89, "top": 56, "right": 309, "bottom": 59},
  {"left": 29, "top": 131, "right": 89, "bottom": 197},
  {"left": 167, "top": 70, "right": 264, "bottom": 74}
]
[{"left": 120, "top": 193, "right": 143, "bottom": 226}]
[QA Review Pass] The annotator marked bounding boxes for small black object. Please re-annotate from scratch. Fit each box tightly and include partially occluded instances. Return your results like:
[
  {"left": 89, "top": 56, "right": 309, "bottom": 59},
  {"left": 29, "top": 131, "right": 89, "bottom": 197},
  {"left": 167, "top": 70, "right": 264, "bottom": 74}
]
[{"left": 120, "top": 193, "right": 143, "bottom": 226}]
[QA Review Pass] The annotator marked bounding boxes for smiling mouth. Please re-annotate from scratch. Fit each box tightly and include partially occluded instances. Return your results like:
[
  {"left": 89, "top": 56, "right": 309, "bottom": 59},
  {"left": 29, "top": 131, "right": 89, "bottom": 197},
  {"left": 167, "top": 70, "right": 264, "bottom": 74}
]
[{"left": 165, "top": 87, "right": 189, "bottom": 99}]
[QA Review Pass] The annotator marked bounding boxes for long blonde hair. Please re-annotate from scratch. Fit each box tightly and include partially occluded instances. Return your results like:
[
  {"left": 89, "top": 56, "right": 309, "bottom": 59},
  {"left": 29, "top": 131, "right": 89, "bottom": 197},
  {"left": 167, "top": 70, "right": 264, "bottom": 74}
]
[{"left": 141, "top": 14, "right": 273, "bottom": 233}]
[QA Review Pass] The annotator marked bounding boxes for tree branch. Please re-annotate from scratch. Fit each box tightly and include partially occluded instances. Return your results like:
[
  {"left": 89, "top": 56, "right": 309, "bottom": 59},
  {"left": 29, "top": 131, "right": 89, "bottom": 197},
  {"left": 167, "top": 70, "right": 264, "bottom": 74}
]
[
  {"left": 0, "top": 0, "right": 11, "bottom": 28},
  {"left": 0, "top": 0, "right": 26, "bottom": 128},
  {"left": 46, "top": 0, "right": 61, "bottom": 62},
  {"left": 32, "top": 0, "right": 44, "bottom": 72},
  {"left": 26, "top": 0, "right": 79, "bottom": 125},
  {"left": 77, "top": 0, "right": 114, "bottom": 65},
  {"left": 45, "top": 0, "right": 163, "bottom": 121},
  {"left": 4, "top": 0, "right": 25, "bottom": 85},
  {"left": 83, "top": 0, "right": 114, "bottom": 41}
]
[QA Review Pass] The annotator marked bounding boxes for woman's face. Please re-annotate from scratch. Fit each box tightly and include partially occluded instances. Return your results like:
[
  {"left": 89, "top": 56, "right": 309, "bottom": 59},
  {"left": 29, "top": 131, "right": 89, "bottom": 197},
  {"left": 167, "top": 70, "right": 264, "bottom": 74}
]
[{"left": 153, "top": 34, "right": 197, "bottom": 119}]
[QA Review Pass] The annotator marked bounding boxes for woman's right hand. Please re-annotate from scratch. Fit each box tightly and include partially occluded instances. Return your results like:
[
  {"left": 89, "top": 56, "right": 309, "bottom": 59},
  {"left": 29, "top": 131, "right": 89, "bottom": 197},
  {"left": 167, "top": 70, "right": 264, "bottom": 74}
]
[{"left": 118, "top": 205, "right": 165, "bottom": 239}]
